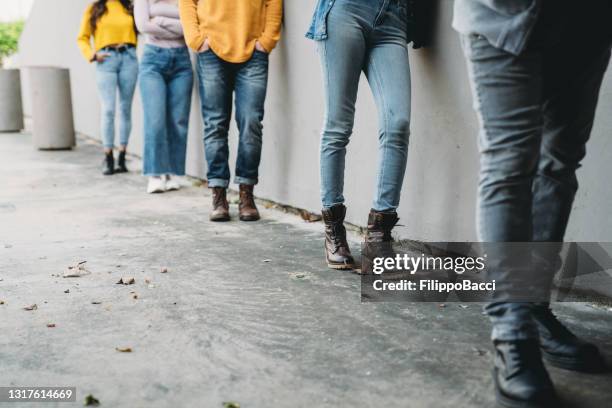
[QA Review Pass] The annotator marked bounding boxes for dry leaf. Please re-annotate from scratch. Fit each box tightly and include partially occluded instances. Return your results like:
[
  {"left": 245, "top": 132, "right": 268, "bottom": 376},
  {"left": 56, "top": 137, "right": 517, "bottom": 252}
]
[
  {"left": 63, "top": 261, "right": 91, "bottom": 278},
  {"left": 160, "top": 267, "right": 168, "bottom": 274},
  {"left": 132, "top": 294, "right": 138, "bottom": 299},
  {"left": 223, "top": 402, "right": 240, "bottom": 408},
  {"left": 115, "top": 347, "right": 132, "bottom": 353},
  {"left": 0, "top": 300, "right": 5, "bottom": 305},
  {"left": 64, "top": 289, "right": 70, "bottom": 294},
  {"left": 91, "top": 301, "right": 102, "bottom": 305},
  {"left": 299, "top": 210, "right": 323, "bottom": 223},
  {"left": 47, "top": 323, "right": 56, "bottom": 328},
  {"left": 24, "top": 304, "right": 38, "bottom": 311},
  {"left": 116, "top": 277, "right": 135, "bottom": 285}
]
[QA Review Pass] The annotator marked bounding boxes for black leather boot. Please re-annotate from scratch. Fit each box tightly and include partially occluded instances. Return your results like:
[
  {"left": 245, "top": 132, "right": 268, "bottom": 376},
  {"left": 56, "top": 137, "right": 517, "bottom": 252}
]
[
  {"left": 322, "top": 204, "right": 355, "bottom": 270},
  {"left": 534, "top": 306, "right": 606, "bottom": 373},
  {"left": 493, "top": 339, "right": 558, "bottom": 408},
  {"left": 116, "top": 150, "right": 128, "bottom": 173},
  {"left": 103, "top": 151, "right": 114, "bottom": 176}
]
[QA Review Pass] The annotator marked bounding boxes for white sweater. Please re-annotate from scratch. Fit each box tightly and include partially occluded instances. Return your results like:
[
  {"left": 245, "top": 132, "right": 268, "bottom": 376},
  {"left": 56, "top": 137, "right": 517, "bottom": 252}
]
[{"left": 134, "top": 0, "right": 185, "bottom": 48}]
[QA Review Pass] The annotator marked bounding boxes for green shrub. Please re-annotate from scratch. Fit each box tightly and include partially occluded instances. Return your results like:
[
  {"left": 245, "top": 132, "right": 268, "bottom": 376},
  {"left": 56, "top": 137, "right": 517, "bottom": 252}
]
[{"left": 0, "top": 21, "right": 25, "bottom": 67}]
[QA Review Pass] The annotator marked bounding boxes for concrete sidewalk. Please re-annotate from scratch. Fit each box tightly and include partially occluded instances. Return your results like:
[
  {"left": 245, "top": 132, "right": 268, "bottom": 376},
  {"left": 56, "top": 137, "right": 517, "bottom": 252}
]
[{"left": 1, "top": 132, "right": 611, "bottom": 408}]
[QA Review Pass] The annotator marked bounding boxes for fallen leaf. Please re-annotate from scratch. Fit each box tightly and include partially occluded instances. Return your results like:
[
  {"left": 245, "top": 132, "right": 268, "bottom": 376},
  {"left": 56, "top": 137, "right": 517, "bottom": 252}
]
[
  {"left": 262, "top": 259, "right": 271, "bottom": 263},
  {"left": 0, "top": 300, "right": 5, "bottom": 305},
  {"left": 47, "top": 323, "right": 56, "bottom": 328},
  {"left": 144, "top": 279, "right": 151, "bottom": 284},
  {"left": 63, "top": 261, "right": 91, "bottom": 278},
  {"left": 84, "top": 394, "right": 100, "bottom": 406},
  {"left": 132, "top": 294, "right": 138, "bottom": 299},
  {"left": 91, "top": 301, "right": 102, "bottom": 305},
  {"left": 160, "top": 267, "right": 168, "bottom": 274},
  {"left": 64, "top": 289, "right": 70, "bottom": 294},
  {"left": 459, "top": 304, "right": 468, "bottom": 309},
  {"left": 116, "top": 277, "right": 135, "bottom": 285},
  {"left": 115, "top": 347, "right": 132, "bottom": 353},
  {"left": 24, "top": 304, "right": 38, "bottom": 311},
  {"left": 223, "top": 402, "right": 240, "bottom": 408},
  {"left": 299, "top": 210, "right": 323, "bottom": 223}
]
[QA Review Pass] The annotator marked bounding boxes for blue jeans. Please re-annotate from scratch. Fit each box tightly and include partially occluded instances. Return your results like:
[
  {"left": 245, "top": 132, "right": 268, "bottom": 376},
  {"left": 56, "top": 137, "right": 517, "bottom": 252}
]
[
  {"left": 140, "top": 45, "right": 193, "bottom": 176},
  {"left": 95, "top": 48, "right": 139, "bottom": 149},
  {"left": 317, "top": 0, "right": 411, "bottom": 211},
  {"left": 196, "top": 50, "right": 269, "bottom": 188},
  {"left": 462, "top": 8, "right": 611, "bottom": 340}
]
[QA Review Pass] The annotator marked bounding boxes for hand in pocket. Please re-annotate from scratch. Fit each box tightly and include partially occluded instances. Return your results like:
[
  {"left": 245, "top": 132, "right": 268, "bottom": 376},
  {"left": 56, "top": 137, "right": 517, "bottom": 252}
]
[{"left": 198, "top": 38, "right": 210, "bottom": 53}]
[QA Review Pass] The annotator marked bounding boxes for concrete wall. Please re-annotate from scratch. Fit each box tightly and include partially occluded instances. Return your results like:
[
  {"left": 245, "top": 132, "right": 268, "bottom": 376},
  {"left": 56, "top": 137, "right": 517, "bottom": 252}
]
[{"left": 16, "top": 0, "right": 612, "bottom": 241}]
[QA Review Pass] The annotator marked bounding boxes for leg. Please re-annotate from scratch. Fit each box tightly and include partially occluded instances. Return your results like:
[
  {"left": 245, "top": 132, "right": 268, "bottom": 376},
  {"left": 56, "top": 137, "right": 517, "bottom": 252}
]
[
  {"left": 166, "top": 51, "right": 193, "bottom": 176},
  {"left": 197, "top": 51, "right": 234, "bottom": 188},
  {"left": 117, "top": 49, "right": 139, "bottom": 149},
  {"left": 364, "top": 8, "right": 412, "bottom": 212},
  {"left": 533, "top": 45, "right": 611, "bottom": 241},
  {"left": 234, "top": 51, "right": 268, "bottom": 186},
  {"left": 317, "top": 4, "right": 367, "bottom": 208},
  {"left": 95, "top": 63, "right": 119, "bottom": 150},
  {"left": 139, "top": 49, "right": 169, "bottom": 176},
  {"left": 462, "top": 34, "right": 546, "bottom": 339}
]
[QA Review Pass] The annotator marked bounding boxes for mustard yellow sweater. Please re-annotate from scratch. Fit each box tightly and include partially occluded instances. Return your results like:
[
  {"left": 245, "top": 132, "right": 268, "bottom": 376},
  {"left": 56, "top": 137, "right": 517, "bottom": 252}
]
[
  {"left": 77, "top": 0, "right": 137, "bottom": 62},
  {"left": 179, "top": 0, "right": 283, "bottom": 63}
]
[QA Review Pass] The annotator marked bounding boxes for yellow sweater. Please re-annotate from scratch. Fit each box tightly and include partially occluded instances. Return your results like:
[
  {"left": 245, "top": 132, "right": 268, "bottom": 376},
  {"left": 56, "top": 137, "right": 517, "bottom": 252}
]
[
  {"left": 179, "top": 0, "right": 283, "bottom": 63},
  {"left": 77, "top": 0, "right": 137, "bottom": 62}
]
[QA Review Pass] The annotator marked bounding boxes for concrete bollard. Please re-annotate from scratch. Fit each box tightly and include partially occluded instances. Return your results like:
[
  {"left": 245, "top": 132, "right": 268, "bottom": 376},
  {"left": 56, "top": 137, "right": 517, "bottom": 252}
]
[
  {"left": 28, "top": 67, "right": 76, "bottom": 150},
  {"left": 0, "top": 69, "right": 24, "bottom": 132}
]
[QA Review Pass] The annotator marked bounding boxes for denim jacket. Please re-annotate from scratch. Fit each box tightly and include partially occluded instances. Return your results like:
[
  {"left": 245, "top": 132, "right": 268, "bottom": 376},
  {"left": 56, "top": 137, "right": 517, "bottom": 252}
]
[
  {"left": 453, "top": 0, "right": 542, "bottom": 55},
  {"left": 305, "top": 0, "right": 432, "bottom": 49}
]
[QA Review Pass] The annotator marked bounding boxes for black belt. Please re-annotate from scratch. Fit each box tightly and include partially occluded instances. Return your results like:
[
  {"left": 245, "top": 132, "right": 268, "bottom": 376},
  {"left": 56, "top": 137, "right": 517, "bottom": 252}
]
[{"left": 101, "top": 44, "right": 135, "bottom": 53}]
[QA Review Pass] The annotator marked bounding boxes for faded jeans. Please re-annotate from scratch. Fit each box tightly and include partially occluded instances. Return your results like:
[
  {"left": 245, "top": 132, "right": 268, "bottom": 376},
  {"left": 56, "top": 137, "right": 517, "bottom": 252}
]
[
  {"left": 95, "top": 48, "right": 139, "bottom": 149},
  {"left": 317, "top": 0, "right": 411, "bottom": 211},
  {"left": 462, "top": 6, "right": 611, "bottom": 340},
  {"left": 196, "top": 50, "right": 269, "bottom": 188},
  {"left": 140, "top": 45, "right": 193, "bottom": 176}
]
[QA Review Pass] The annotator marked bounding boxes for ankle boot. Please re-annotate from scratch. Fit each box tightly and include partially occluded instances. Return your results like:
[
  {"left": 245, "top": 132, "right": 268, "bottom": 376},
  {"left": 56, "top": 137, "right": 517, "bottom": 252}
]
[
  {"left": 362, "top": 210, "right": 399, "bottom": 275},
  {"left": 116, "top": 150, "right": 128, "bottom": 173},
  {"left": 239, "top": 184, "right": 260, "bottom": 221},
  {"left": 493, "top": 339, "right": 558, "bottom": 408},
  {"left": 210, "top": 187, "right": 230, "bottom": 222},
  {"left": 533, "top": 306, "right": 605, "bottom": 373},
  {"left": 322, "top": 204, "right": 354, "bottom": 270},
  {"left": 103, "top": 151, "right": 114, "bottom": 176}
]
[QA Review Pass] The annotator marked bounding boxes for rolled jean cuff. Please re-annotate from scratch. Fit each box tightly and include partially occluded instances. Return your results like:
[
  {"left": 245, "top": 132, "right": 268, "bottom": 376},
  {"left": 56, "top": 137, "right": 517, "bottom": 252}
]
[
  {"left": 103, "top": 144, "right": 114, "bottom": 149},
  {"left": 207, "top": 178, "right": 229, "bottom": 188},
  {"left": 491, "top": 323, "right": 540, "bottom": 342},
  {"left": 234, "top": 176, "right": 258, "bottom": 186}
]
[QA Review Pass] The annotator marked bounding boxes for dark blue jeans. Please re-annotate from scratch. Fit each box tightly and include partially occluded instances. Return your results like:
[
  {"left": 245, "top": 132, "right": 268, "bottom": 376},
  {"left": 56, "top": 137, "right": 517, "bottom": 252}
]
[
  {"left": 140, "top": 45, "right": 193, "bottom": 176},
  {"left": 461, "top": 9, "right": 611, "bottom": 341},
  {"left": 196, "top": 50, "right": 269, "bottom": 188}
]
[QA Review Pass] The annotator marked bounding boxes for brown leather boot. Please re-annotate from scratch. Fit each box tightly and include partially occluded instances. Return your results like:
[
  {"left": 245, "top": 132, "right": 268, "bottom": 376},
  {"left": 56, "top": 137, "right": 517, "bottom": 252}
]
[
  {"left": 362, "top": 209, "right": 399, "bottom": 275},
  {"left": 210, "top": 187, "right": 230, "bottom": 222},
  {"left": 239, "top": 184, "right": 260, "bottom": 221},
  {"left": 322, "top": 204, "right": 355, "bottom": 270}
]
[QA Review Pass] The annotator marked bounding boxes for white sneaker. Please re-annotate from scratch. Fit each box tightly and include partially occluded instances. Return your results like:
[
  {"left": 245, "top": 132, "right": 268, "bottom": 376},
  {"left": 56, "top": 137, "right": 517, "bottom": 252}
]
[
  {"left": 147, "top": 176, "right": 166, "bottom": 194},
  {"left": 164, "top": 175, "right": 180, "bottom": 191}
]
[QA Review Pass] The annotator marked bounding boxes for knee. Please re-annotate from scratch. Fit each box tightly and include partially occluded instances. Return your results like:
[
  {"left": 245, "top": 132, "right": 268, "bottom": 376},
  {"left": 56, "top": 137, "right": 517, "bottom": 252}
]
[
  {"left": 101, "top": 106, "right": 115, "bottom": 121},
  {"left": 385, "top": 114, "right": 410, "bottom": 139},
  {"left": 322, "top": 118, "right": 353, "bottom": 149}
]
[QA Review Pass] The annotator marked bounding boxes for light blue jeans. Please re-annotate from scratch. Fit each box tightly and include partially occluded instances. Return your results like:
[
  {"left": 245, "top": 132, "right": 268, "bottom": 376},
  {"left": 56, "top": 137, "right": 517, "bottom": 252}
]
[
  {"left": 196, "top": 50, "right": 268, "bottom": 188},
  {"left": 140, "top": 45, "right": 193, "bottom": 176},
  {"left": 461, "top": 5, "right": 611, "bottom": 341},
  {"left": 317, "top": 0, "right": 411, "bottom": 211},
  {"left": 95, "top": 48, "right": 139, "bottom": 149}
]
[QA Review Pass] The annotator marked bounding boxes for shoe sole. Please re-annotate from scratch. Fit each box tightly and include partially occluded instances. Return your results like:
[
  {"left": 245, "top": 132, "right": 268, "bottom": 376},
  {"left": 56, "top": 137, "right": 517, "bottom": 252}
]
[
  {"left": 493, "top": 369, "right": 558, "bottom": 408},
  {"left": 239, "top": 216, "right": 260, "bottom": 222},
  {"left": 210, "top": 216, "right": 231, "bottom": 222},
  {"left": 542, "top": 349, "right": 607, "bottom": 373},
  {"left": 326, "top": 252, "right": 355, "bottom": 270}
]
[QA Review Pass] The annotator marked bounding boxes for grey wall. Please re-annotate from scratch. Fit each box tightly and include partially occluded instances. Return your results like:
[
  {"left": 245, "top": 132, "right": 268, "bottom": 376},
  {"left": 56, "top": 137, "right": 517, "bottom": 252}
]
[{"left": 17, "top": 0, "right": 612, "bottom": 241}]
